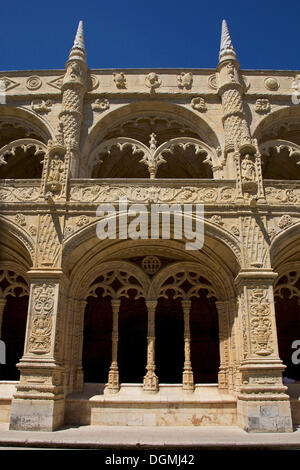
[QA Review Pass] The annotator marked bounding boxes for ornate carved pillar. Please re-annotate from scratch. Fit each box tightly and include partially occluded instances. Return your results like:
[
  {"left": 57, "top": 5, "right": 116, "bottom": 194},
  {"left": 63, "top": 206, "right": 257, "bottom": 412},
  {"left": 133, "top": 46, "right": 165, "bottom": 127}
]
[
  {"left": 216, "top": 300, "right": 230, "bottom": 391},
  {"left": 235, "top": 270, "right": 293, "bottom": 432},
  {"left": 9, "top": 271, "right": 69, "bottom": 431},
  {"left": 182, "top": 299, "right": 194, "bottom": 391},
  {"left": 143, "top": 300, "right": 159, "bottom": 392},
  {"left": 107, "top": 299, "right": 121, "bottom": 393},
  {"left": 0, "top": 296, "right": 7, "bottom": 338},
  {"left": 217, "top": 20, "right": 265, "bottom": 203},
  {"left": 59, "top": 21, "right": 88, "bottom": 177},
  {"left": 216, "top": 299, "right": 241, "bottom": 393}
]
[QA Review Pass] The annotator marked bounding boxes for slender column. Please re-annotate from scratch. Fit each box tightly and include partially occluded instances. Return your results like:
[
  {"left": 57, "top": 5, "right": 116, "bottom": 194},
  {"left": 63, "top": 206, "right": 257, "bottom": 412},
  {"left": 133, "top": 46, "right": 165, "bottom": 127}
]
[
  {"left": 107, "top": 299, "right": 121, "bottom": 393},
  {"left": 0, "top": 297, "right": 7, "bottom": 338},
  {"left": 143, "top": 300, "right": 158, "bottom": 392},
  {"left": 181, "top": 299, "right": 194, "bottom": 391}
]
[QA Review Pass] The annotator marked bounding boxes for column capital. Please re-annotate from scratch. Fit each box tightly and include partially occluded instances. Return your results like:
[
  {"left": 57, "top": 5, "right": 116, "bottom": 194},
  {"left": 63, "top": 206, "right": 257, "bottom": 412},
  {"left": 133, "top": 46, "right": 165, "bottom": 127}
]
[
  {"left": 235, "top": 269, "right": 278, "bottom": 288},
  {"left": 181, "top": 299, "right": 192, "bottom": 312},
  {"left": 145, "top": 299, "right": 157, "bottom": 312}
]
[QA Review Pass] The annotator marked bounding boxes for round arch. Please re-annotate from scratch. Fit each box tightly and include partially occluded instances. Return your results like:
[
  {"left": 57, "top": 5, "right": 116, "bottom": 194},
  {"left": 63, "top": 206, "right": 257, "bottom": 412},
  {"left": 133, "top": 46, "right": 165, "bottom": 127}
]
[
  {"left": 0, "top": 105, "right": 54, "bottom": 143},
  {"left": 63, "top": 218, "right": 239, "bottom": 390},
  {"left": 253, "top": 106, "right": 300, "bottom": 142},
  {"left": 81, "top": 101, "right": 222, "bottom": 177}
]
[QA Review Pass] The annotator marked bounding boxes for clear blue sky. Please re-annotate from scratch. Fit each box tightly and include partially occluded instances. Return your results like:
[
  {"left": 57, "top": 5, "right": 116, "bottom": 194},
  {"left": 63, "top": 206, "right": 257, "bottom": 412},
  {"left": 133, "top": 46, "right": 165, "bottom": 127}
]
[{"left": 1, "top": 0, "right": 299, "bottom": 71}]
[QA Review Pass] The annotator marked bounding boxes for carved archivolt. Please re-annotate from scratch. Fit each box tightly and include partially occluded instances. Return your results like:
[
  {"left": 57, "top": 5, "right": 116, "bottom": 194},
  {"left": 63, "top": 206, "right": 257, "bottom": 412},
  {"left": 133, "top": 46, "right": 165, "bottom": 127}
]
[
  {"left": 87, "top": 269, "right": 145, "bottom": 300},
  {"left": 0, "top": 269, "right": 29, "bottom": 298},
  {"left": 81, "top": 261, "right": 150, "bottom": 300},
  {"left": 274, "top": 270, "right": 300, "bottom": 301},
  {"left": 0, "top": 138, "right": 47, "bottom": 166},
  {"left": 88, "top": 136, "right": 217, "bottom": 179},
  {"left": 157, "top": 270, "right": 215, "bottom": 301},
  {"left": 259, "top": 139, "right": 300, "bottom": 159},
  {"left": 85, "top": 262, "right": 217, "bottom": 304},
  {"left": 0, "top": 216, "right": 35, "bottom": 260}
]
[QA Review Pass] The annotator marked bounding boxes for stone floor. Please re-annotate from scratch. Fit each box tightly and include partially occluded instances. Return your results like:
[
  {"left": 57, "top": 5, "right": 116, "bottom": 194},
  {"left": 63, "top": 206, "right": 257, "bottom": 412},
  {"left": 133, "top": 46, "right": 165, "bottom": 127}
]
[{"left": 0, "top": 423, "right": 300, "bottom": 449}]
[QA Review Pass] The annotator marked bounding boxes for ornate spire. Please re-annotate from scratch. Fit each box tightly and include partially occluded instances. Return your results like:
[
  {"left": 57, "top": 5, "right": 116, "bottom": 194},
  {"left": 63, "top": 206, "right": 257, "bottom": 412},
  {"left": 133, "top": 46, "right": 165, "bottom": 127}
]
[
  {"left": 219, "top": 19, "right": 237, "bottom": 61},
  {"left": 68, "top": 20, "right": 86, "bottom": 63}
]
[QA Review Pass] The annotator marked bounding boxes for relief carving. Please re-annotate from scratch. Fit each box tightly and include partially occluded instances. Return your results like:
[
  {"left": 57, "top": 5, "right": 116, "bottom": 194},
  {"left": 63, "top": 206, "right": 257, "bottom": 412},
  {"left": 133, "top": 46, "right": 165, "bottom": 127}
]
[
  {"left": 113, "top": 72, "right": 126, "bottom": 89},
  {"left": 255, "top": 98, "right": 270, "bottom": 114},
  {"left": 31, "top": 99, "right": 52, "bottom": 114},
  {"left": 92, "top": 98, "right": 110, "bottom": 112},
  {"left": 145, "top": 73, "right": 161, "bottom": 92},
  {"left": 28, "top": 283, "right": 55, "bottom": 354},
  {"left": 248, "top": 288, "right": 274, "bottom": 356},
  {"left": 191, "top": 96, "right": 207, "bottom": 112},
  {"left": 177, "top": 72, "right": 193, "bottom": 89}
]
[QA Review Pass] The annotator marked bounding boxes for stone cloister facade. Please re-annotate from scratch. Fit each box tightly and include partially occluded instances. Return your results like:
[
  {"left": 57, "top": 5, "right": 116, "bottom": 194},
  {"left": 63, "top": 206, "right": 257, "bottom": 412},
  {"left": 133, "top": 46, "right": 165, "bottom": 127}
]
[{"left": 0, "top": 20, "right": 300, "bottom": 432}]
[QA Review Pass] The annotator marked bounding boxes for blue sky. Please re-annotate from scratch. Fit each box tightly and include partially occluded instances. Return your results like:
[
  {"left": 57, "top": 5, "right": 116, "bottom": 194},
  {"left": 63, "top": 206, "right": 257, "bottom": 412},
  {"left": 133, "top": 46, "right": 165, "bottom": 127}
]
[{"left": 1, "top": 0, "right": 299, "bottom": 71}]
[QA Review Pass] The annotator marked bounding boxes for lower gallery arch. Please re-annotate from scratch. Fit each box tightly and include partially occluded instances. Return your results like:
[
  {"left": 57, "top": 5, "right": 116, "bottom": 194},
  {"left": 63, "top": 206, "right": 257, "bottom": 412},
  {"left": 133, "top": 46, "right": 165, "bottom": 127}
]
[
  {"left": 65, "top": 241, "right": 238, "bottom": 427},
  {"left": 79, "top": 258, "right": 225, "bottom": 390}
]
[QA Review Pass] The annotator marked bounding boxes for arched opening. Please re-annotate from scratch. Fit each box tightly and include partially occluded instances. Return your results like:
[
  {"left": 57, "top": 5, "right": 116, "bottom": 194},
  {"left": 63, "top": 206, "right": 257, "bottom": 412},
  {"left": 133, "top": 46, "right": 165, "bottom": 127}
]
[
  {"left": 154, "top": 268, "right": 220, "bottom": 385},
  {"left": 261, "top": 147, "right": 300, "bottom": 180},
  {"left": 82, "top": 268, "right": 148, "bottom": 385},
  {"left": 0, "top": 270, "right": 29, "bottom": 380},
  {"left": 274, "top": 270, "right": 300, "bottom": 381},
  {"left": 155, "top": 297, "right": 184, "bottom": 383},
  {"left": 0, "top": 118, "right": 48, "bottom": 180},
  {"left": 82, "top": 294, "right": 112, "bottom": 383},
  {"left": 85, "top": 105, "right": 221, "bottom": 179},
  {"left": 190, "top": 296, "right": 220, "bottom": 384},
  {"left": 0, "top": 146, "right": 44, "bottom": 179},
  {"left": 118, "top": 295, "right": 147, "bottom": 383}
]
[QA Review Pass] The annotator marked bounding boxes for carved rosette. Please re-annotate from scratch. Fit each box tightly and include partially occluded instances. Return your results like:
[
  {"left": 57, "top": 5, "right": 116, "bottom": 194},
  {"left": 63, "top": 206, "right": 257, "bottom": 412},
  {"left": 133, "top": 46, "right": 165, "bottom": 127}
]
[{"left": 28, "top": 283, "right": 55, "bottom": 354}]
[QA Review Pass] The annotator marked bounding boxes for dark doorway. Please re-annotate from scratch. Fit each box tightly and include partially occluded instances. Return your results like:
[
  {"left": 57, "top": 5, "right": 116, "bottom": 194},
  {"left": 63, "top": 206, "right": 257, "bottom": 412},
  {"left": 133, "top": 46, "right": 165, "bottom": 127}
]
[
  {"left": 155, "top": 295, "right": 220, "bottom": 384},
  {"left": 118, "top": 296, "right": 148, "bottom": 383},
  {"left": 155, "top": 297, "right": 184, "bottom": 383},
  {"left": 190, "top": 296, "right": 220, "bottom": 383},
  {"left": 82, "top": 295, "right": 113, "bottom": 383}
]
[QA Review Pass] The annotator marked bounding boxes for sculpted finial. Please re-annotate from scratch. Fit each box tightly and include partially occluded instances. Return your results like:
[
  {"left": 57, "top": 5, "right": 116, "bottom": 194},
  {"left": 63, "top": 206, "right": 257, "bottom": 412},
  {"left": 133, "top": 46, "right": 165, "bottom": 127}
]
[
  {"left": 219, "top": 19, "right": 237, "bottom": 61},
  {"left": 68, "top": 20, "right": 87, "bottom": 63}
]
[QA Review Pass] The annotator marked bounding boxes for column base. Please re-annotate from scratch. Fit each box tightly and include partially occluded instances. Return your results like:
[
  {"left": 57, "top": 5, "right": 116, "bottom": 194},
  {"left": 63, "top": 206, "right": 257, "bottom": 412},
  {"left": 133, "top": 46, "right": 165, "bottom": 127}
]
[
  {"left": 237, "top": 397, "right": 293, "bottom": 433},
  {"left": 107, "top": 368, "right": 120, "bottom": 393},
  {"left": 143, "top": 370, "right": 159, "bottom": 393},
  {"left": 9, "top": 398, "right": 65, "bottom": 431},
  {"left": 182, "top": 370, "right": 194, "bottom": 392}
]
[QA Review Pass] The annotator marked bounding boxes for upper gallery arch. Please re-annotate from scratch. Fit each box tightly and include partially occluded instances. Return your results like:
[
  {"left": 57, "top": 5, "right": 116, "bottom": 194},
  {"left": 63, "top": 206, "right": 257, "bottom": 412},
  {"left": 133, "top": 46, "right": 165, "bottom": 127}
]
[
  {"left": 82, "top": 102, "right": 222, "bottom": 179},
  {"left": 253, "top": 106, "right": 300, "bottom": 180},
  {"left": 0, "top": 106, "right": 53, "bottom": 179}
]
